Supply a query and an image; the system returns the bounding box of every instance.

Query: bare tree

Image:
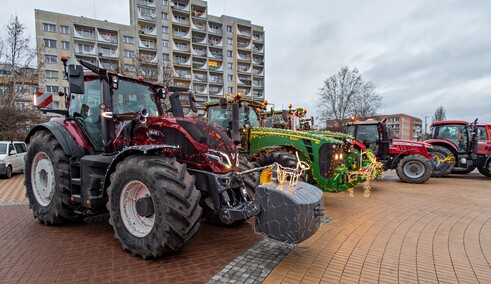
[317,66,381,127]
[432,106,446,123]
[0,16,47,140]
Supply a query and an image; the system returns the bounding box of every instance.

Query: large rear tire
[2,165,12,179]
[201,156,258,226]
[477,159,491,177]
[25,130,78,225]
[255,151,307,182]
[107,155,201,259]
[396,155,432,183]
[431,146,454,177]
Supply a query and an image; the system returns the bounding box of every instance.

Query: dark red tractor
[346,119,447,183]
[25,59,324,259]
[425,120,491,177]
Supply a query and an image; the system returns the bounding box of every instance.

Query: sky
[1,0,490,125]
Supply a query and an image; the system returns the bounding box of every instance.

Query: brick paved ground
[264,171,491,284]
[2,171,491,283]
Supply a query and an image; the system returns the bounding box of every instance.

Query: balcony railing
[193,86,207,93]
[237,53,251,61]
[208,39,222,47]
[253,58,264,65]
[138,0,156,7]
[237,29,251,37]
[208,27,222,35]
[253,35,264,42]
[209,87,223,96]
[237,41,251,49]
[191,9,206,18]
[209,77,223,84]
[193,74,207,81]
[192,49,206,57]
[171,2,190,11]
[192,36,206,44]
[192,61,207,69]
[238,78,252,86]
[173,17,189,26]
[192,22,206,31]
[98,33,118,44]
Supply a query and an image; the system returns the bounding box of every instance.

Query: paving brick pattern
[264,171,491,283]
[2,171,491,283]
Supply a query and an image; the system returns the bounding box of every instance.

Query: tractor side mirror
[188,92,198,113]
[68,64,85,94]
[219,98,227,109]
[168,92,184,118]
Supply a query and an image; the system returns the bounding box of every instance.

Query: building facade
[325,113,423,140]
[35,0,265,113]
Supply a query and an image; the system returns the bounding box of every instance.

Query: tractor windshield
[207,104,260,130]
[432,124,469,152]
[111,79,159,116]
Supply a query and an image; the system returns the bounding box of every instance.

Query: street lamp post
[422,114,431,140]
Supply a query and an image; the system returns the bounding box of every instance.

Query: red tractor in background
[24,58,324,259]
[346,119,446,183]
[425,120,491,177]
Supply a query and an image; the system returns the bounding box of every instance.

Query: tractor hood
[115,117,237,173]
[391,139,433,150]
[250,127,343,145]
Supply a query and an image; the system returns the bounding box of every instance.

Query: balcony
[140,53,158,64]
[209,75,223,84]
[99,60,119,71]
[174,57,191,66]
[191,6,206,18]
[237,41,252,50]
[98,46,118,58]
[253,91,263,99]
[192,60,207,69]
[193,73,207,82]
[174,69,191,80]
[237,52,251,62]
[237,88,251,97]
[192,21,206,31]
[208,50,223,60]
[137,0,156,7]
[139,26,157,36]
[97,30,118,44]
[137,8,157,22]
[173,29,191,40]
[209,86,223,97]
[171,1,189,11]
[253,80,264,88]
[193,84,207,94]
[172,16,189,26]
[139,38,156,50]
[238,77,252,86]
[253,33,264,42]
[192,48,206,57]
[253,68,264,76]
[237,28,251,38]
[253,44,264,54]
[253,57,264,65]
[74,44,96,56]
[208,37,223,47]
[173,42,190,52]
[73,27,95,41]
[208,24,222,35]
[192,35,206,45]
[238,64,251,73]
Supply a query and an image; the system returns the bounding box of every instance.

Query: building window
[227,25,232,32]
[228,87,233,93]
[140,25,155,34]
[162,40,169,48]
[61,41,70,50]
[43,39,56,48]
[141,39,155,48]
[124,64,136,72]
[227,50,233,57]
[124,50,135,58]
[138,7,156,18]
[163,53,170,61]
[162,12,168,20]
[44,54,57,63]
[43,23,56,32]
[46,85,59,93]
[227,38,232,45]
[162,26,169,34]
[77,29,93,38]
[160,0,168,6]
[60,25,69,34]
[228,75,233,81]
[227,62,233,70]
[45,70,58,79]
[123,36,134,44]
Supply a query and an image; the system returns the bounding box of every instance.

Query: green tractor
[203,94,373,192]
[262,105,383,184]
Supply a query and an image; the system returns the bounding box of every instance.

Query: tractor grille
[319,144,335,179]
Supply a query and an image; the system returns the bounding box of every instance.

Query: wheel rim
[120,180,155,238]
[31,152,55,206]
[403,160,425,179]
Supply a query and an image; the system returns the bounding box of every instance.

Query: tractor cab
[430,120,470,153]
[346,120,390,161]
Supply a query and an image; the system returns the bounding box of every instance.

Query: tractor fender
[425,139,458,154]
[102,144,177,190]
[25,122,88,156]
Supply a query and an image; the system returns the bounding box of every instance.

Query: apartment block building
[35,0,265,112]
[370,114,423,140]
[325,113,423,140]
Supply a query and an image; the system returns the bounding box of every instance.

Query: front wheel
[25,130,78,224]
[431,146,454,177]
[477,159,491,177]
[396,155,433,183]
[107,155,202,259]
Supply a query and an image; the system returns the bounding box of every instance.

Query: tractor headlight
[205,149,233,169]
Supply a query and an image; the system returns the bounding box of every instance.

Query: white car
[0,141,27,178]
